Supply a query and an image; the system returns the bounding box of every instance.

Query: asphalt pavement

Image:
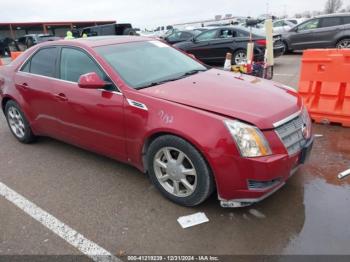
[0,54,350,260]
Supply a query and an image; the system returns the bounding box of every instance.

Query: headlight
[224,120,272,157]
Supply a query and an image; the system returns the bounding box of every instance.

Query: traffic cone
[0,58,3,66]
[223,52,232,71]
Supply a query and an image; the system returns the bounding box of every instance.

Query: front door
[52,47,127,161]
[289,18,321,50]
[190,29,219,62]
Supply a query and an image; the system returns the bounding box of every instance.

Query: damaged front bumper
[219,138,314,208]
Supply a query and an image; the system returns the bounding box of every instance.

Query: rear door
[289,18,321,50]
[312,16,342,48]
[14,47,61,135]
[54,47,127,161]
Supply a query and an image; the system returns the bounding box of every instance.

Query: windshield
[95,41,207,89]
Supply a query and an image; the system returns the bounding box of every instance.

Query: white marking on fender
[0,182,120,262]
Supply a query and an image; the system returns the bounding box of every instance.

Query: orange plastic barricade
[298,49,350,127]
[10,51,23,61]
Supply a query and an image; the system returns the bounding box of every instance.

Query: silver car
[282,13,350,52]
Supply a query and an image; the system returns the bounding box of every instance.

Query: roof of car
[42,36,153,48]
[316,12,350,18]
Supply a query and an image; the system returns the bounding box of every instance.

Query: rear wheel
[147,135,214,206]
[232,50,247,65]
[336,38,350,49]
[5,100,35,143]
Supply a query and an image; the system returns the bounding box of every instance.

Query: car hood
[140,69,302,130]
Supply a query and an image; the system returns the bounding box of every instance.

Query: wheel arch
[335,36,350,47]
[1,95,17,113]
[141,131,217,189]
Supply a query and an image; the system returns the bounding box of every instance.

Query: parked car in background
[81,23,137,37]
[16,34,60,50]
[151,25,174,38]
[174,26,284,65]
[0,36,313,208]
[287,18,307,25]
[272,19,296,34]
[164,30,204,45]
[282,13,350,52]
[0,37,20,56]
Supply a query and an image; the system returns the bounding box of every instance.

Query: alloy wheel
[7,106,26,139]
[234,51,247,65]
[337,39,350,49]
[153,147,197,198]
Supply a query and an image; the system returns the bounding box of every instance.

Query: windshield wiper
[182,69,207,76]
[136,69,207,90]
[136,79,178,90]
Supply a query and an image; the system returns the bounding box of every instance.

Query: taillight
[255,39,267,46]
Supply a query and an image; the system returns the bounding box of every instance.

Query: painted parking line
[274,73,294,77]
[0,181,121,262]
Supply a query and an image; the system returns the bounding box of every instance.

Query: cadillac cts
[0,36,313,207]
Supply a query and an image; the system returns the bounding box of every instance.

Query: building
[0,20,116,39]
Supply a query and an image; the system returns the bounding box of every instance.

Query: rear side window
[342,16,350,25]
[59,48,104,82]
[29,47,57,77]
[320,17,341,28]
[218,29,236,38]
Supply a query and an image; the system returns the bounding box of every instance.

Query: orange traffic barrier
[10,51,23,61]
[298,49,350,127]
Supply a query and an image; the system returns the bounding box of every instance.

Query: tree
[324,0,343,14]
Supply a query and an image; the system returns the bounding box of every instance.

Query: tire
[336,38,350,49]
[232,49,247,65]
[147,135,215,207]
[282,41,293,54]
[5,100,35,143]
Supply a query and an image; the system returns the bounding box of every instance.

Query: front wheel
[147,135,214,206]
[5,100,35,143]
[336,38,350,49]
[282,41,293,54]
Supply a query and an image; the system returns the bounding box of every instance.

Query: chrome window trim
[17,44,123,95]
[273,110,302,128]
[17,71,123,96]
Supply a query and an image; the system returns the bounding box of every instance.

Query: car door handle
[18,82,29,90]
[54,93,68,102]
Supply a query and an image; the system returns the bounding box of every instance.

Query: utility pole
[266,1,270,16]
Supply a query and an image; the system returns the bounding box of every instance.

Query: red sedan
[0,36,313,207]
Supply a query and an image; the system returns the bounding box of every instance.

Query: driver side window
[195,30,218,41]
[167,31,181,41]
[298,19,320,31]
[60,48,105,83]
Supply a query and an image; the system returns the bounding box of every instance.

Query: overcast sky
[1,0,350,28]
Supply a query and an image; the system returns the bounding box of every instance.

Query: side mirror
[78,72,106,89]
[191,37,196,43]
